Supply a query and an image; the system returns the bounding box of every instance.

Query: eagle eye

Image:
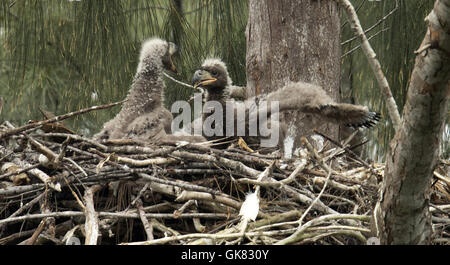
[211,70,218,77]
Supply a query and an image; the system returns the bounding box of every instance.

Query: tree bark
[374,0,450,245]
[246,0,341,155]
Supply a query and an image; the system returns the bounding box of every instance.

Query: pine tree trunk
[373,0,450,244]
[245,0,341,155]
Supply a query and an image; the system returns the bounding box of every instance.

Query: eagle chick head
[192,58,232,92]
[137,37,178,74]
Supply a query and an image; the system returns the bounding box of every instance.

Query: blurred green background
[0,0,447,161]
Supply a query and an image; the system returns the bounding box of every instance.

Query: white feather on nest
[239,192,260,222]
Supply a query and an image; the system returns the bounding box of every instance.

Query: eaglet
[191,58,380,148]
[93,37,177,141]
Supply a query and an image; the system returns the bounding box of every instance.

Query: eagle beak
[169,59,177,74]
[168,42,178,74]
[192,70,217,88]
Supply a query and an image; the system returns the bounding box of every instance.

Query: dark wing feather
[317,103,381,128]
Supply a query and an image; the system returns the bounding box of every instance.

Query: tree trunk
[245,0,341,155]
[373,0,450,244]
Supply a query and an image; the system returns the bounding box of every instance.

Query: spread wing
[257,81,380,129]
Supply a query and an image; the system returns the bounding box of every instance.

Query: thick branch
[83,185,102,245]
[374,0,450,244]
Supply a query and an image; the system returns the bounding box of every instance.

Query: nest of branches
[0,106,449,245]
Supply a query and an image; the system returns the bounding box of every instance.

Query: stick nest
[0,119,448,245]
